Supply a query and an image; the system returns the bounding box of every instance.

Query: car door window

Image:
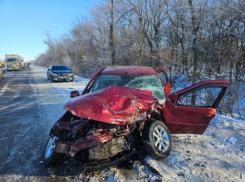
[177,87,223,107]
[157,70,168,86]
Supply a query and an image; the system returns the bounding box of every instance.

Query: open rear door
[163,80,229,134]
[155,67,171,96]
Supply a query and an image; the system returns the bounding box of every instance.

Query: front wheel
[43,136,63,165]
[50,77,54,82]
[142,119,172,159]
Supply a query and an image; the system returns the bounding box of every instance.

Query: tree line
[34,0,245,118]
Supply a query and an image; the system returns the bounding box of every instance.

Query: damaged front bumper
[55,131,114,157]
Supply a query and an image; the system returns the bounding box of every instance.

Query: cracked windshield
[91,75,165,103]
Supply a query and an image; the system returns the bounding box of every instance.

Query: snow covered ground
[30,65,245,181]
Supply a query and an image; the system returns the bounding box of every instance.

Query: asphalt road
[0,66,83,182]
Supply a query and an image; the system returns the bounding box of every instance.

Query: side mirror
[70,91,79,98]
[48,68,50,71]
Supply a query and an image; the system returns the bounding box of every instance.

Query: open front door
[155,67,171,96]
[164,80,229,134]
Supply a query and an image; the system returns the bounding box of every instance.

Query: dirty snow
[12,65,245,181]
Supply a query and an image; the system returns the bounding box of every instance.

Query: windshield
[52,66,69,70]
[90,75,165,103]
[7,59,17,62]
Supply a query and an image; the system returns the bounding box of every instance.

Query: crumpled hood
[63,86,156,125]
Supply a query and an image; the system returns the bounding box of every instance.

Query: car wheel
[50,77,54,82]
[142,119,172,159]
[47,75,50,80]
[43,136,64,165]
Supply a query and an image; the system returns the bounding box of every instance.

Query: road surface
[0,66,87,181]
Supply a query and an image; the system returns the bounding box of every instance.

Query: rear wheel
[142,119,172,159]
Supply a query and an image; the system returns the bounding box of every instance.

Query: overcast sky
[0,0,101,61]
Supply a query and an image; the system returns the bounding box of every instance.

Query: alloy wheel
[153,126,169,152]
[45,136,56,158]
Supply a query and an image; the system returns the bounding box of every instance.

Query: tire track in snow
[0,78,16,97]
[0,73,36,113]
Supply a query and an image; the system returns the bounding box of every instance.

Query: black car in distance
[47,65,74,82]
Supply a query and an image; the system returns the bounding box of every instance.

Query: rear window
[52,66,69,70]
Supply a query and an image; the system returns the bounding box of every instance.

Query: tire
[142,119,172,159]
[47,75,50,80]
[43,136,64,165]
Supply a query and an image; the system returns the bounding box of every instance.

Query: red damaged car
[43,66,229,169]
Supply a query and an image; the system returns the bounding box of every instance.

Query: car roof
[101,66,157,75]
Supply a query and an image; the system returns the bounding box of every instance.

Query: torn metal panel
[84,152,134,173]
[70,132,113,157]
[88,137,128,161]
[63,86,156,125]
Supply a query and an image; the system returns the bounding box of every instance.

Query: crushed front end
[44,86,157,168]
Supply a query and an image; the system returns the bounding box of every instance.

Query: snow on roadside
[30,65,245,182]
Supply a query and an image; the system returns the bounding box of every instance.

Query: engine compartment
[50,111,144,163]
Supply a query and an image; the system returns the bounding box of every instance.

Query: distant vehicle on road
[0,65,3,79]
[5,54,24,71]
[47,65,74,82]
[0,59,7,72]
[0,60,7,79]
[21,59,25,68]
